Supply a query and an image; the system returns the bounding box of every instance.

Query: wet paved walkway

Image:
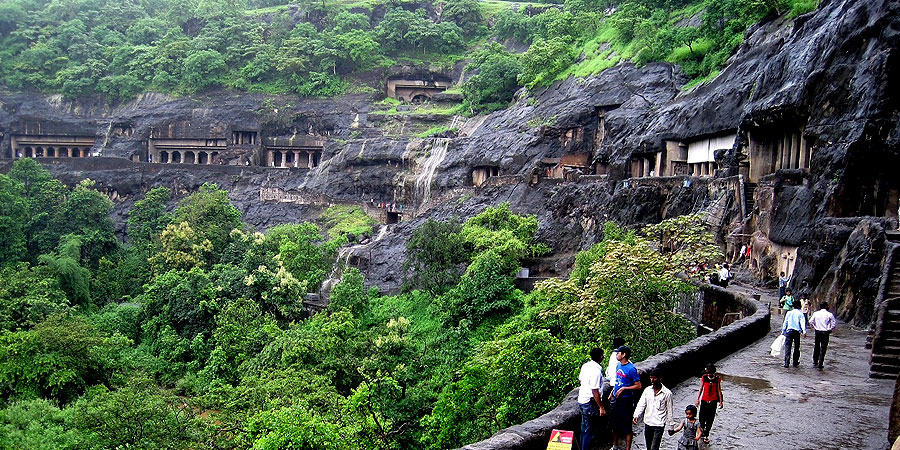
[632,283,894,450]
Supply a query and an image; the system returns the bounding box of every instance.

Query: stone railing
[456,284,769,450]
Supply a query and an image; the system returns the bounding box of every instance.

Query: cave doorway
[386,211,401,224]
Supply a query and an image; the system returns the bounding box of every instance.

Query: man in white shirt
[809,301,837,368]
[632,370,674,450]
[578,347,606,450]
[717,263,731,288]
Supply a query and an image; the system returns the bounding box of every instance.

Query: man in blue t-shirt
[608,345,642,450]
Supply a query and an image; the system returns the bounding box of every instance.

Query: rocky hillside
[1,0,898,325]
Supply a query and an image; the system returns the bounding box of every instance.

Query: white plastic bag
[770,334,785,357]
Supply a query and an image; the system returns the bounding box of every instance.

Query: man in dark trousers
[781,301,807,367]
[809,301,837,368]
[608,346,642,450]
[577,347,606,450]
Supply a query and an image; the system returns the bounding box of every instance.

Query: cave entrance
[472,166,500,187]
[746,128,811,183]
[385,211,401,224]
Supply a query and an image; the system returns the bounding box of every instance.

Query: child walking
[670,404,702,450]
[695,363,723,444]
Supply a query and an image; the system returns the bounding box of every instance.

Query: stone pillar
[308,151,314,169]
[293,151,299,168]
[781,133,791,169]
[800,133,809,169]
[642,158,650,178]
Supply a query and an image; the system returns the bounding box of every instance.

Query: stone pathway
[630,283,894,450]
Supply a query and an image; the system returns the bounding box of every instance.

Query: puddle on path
[720,373,773,391]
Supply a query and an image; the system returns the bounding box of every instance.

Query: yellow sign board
[546,429,574,450]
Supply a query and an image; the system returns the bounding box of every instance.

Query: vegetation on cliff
[0,161,726,448]
[0,0,817,112]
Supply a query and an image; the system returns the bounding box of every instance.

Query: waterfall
[319,245,357,300]
[448,114,462,130]
[98,121,113,156]
[374,224,388,242]
[414,138,450,205]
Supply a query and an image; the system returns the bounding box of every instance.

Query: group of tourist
[779,284,837,369]
[577,340,725,450]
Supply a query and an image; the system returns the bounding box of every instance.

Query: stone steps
[870,264,900,377]
[743,182,757,217]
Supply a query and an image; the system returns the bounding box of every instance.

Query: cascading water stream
[413,138,450,206]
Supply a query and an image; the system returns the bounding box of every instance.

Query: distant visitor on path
[779,288,795,316]
[577,347,606,450]
[782,300,807,367]
[694,363,723,444]
[799,293,811,326]
[809,302,837,369]
[778,271,791,300]
[609,345,641,450]
[670,404,702,450]
[632,370,674,450]
[717,263,731,288]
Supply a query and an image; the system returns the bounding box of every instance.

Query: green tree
[38,235,93,308]
[0,314,130,404]
[403,218,467,295]
[462,43,522,112]
[70,376,199,449]
[172,183,242,258]
[518,37,576,89]
[422,329,580,449]
[0,263,69,332]
[181,49,226,92]
[7,159,66,259]
[149,221,213,272]
[0,399,79,449]
[537,216,717,359]
[0,174,27,264]
[441,0,483,35]
[127,186,173,256]
[328,268,370,318]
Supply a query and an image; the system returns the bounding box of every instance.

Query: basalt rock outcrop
[1,0,898,330]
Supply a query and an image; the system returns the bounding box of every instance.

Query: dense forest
[0,0,818,112]
[0,160,721,449]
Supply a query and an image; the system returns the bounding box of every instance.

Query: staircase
[870,231,900,378]
[743,182,757,218]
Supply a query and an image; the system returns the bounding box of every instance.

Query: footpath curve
[633,284,893,450]
[457,284,770,450]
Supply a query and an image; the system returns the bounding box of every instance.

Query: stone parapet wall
[456,286,769,450]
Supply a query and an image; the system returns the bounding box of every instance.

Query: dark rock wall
[1,0,898,322]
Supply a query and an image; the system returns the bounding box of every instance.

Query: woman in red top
[695,363,724,444]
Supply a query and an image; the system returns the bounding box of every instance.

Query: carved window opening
[472,166,500,187]
[232,131,257,145]
[746,128,811,183]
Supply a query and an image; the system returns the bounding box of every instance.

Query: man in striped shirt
[809,302,837,369]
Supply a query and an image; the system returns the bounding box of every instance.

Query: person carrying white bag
[770,334,785,357]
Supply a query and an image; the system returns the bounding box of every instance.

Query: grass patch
[417,125,458,138]
[786,0,820,17]
[666,37,714,62]
[681,69,720,91]
[320,205,376,240]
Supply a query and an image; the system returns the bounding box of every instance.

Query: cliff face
[1,0,897,324]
